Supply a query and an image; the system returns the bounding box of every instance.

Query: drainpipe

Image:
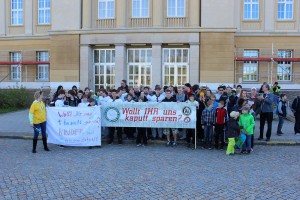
[199,0,202,27]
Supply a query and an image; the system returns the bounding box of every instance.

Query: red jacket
[215,107,228,125]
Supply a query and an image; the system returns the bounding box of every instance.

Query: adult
[291,95,300,135]
[117,80,129,93]
[259,82,267,94]
[52,85,63,102]
[258,84,275,141]
[29,91,50,153]
[184,83,193,97]
[236,85,242,98]
[215,86,228,103]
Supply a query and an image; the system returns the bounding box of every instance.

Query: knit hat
[230,111,240,119]
[241,106,249,111]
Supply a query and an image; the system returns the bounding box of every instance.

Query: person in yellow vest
[29,91,50,153]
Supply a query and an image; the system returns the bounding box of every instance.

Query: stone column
[189,43,200,84]
[151,44,162,88]
[115,44,127,87]
[24,0,33,35]
[80,45,93,89]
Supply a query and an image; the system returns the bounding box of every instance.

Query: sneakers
[172,142,177,147]
[257,137,263,140]
[296,133,300,136]
[137,143,142,147]
[166,141,171,146]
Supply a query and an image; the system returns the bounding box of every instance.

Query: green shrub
[0,87,32,109]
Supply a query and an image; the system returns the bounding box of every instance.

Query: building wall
[200,32,235,85]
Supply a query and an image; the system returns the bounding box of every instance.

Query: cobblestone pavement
[0,109,299,144]
[0,139,300,199]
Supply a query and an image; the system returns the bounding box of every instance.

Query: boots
[42,138,50,151]
[32,139,38,153]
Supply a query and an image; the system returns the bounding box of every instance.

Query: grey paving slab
[0,140,299,199]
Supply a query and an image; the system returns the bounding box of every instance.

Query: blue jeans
[204,125,213,147]
[242,134,252,151]
[277,116,285,134]
[33,121,47,139]
[151,128,162,139]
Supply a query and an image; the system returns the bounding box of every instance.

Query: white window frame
[37,51,49,80]
[11,0,23,25]
[10,52,22,80]
[243,50,259,82]
[98,0,115,19]
[94,49,116,90]
[127,49,152,87]
[243,0,259,20]
[167,0,186,17]
[132,0,149,18]
[38,0,51,25]
[162,48,189,86]
[278,0,293,20]
[277,50,292,81]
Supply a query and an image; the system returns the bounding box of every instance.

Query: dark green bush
[0,87,32,109]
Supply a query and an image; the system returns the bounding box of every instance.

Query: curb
[0,135,299,146]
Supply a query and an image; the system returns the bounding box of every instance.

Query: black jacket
[227,118,243,138]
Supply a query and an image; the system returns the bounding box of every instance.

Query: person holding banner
[162,89,178,147]
[185,93,199,148]
[136,97,148,147]
[29,91,50,153]
[108,89,123,144]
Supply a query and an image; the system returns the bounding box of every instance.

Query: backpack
[292,97,299,113]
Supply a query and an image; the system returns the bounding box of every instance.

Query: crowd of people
[29,80,300,155]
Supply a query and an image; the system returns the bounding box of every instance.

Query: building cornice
[235,32,300,37]
[0,35,50,40]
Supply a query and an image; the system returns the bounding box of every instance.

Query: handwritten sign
[101,102,196,128]
[46,107,101,146]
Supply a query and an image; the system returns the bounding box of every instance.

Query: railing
[0,73,10,83]
[95,19,116,29]
[165,17,188,27]
[129,18,152,28]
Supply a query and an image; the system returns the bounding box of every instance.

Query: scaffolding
[0,50,50,84]
[234,45,300,86]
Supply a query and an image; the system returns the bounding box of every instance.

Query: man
[174,86,187,139]
[258,84,275,141]
[215,86,228,103]
[291,95,300,135]
[117,80,129,93]
[162,89,178,147]
[133,85,141,98]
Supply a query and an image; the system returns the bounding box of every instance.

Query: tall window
[11,0,23,25]
[278,0,293,20]
[163,48,189,86]
[243,50,258,81]
[38,0,51,24]
[37,52,49,80]
[277,50,292,81]
[167,0,185,17]
[98,0,115,19]
[94,49,115,90]
[132,0,149,18]
[127,49,152,87]
[10,52,22,80]
[244,0,259,20]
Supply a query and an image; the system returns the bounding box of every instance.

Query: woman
[29,91,50,153]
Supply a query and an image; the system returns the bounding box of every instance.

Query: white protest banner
[101,102,196,128]
[46,107,101,146]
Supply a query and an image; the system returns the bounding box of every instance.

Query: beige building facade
[0,0,299,90]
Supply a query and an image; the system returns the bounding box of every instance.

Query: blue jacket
[261,92,275,113]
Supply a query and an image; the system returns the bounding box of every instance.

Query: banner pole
[195,127,197,149]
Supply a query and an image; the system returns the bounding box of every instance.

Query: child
[277,93,287,135]
[239,106,255,154]
[29,91,50,153]
[201,100,216,149]
[66,90,78,107]
[185,93,199,148]
[54,89,67,107]
[214,100,228,150]
[210,95,219,110]
[226,111,242,155]
[136,97,147,147]
[78,95,89,107]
